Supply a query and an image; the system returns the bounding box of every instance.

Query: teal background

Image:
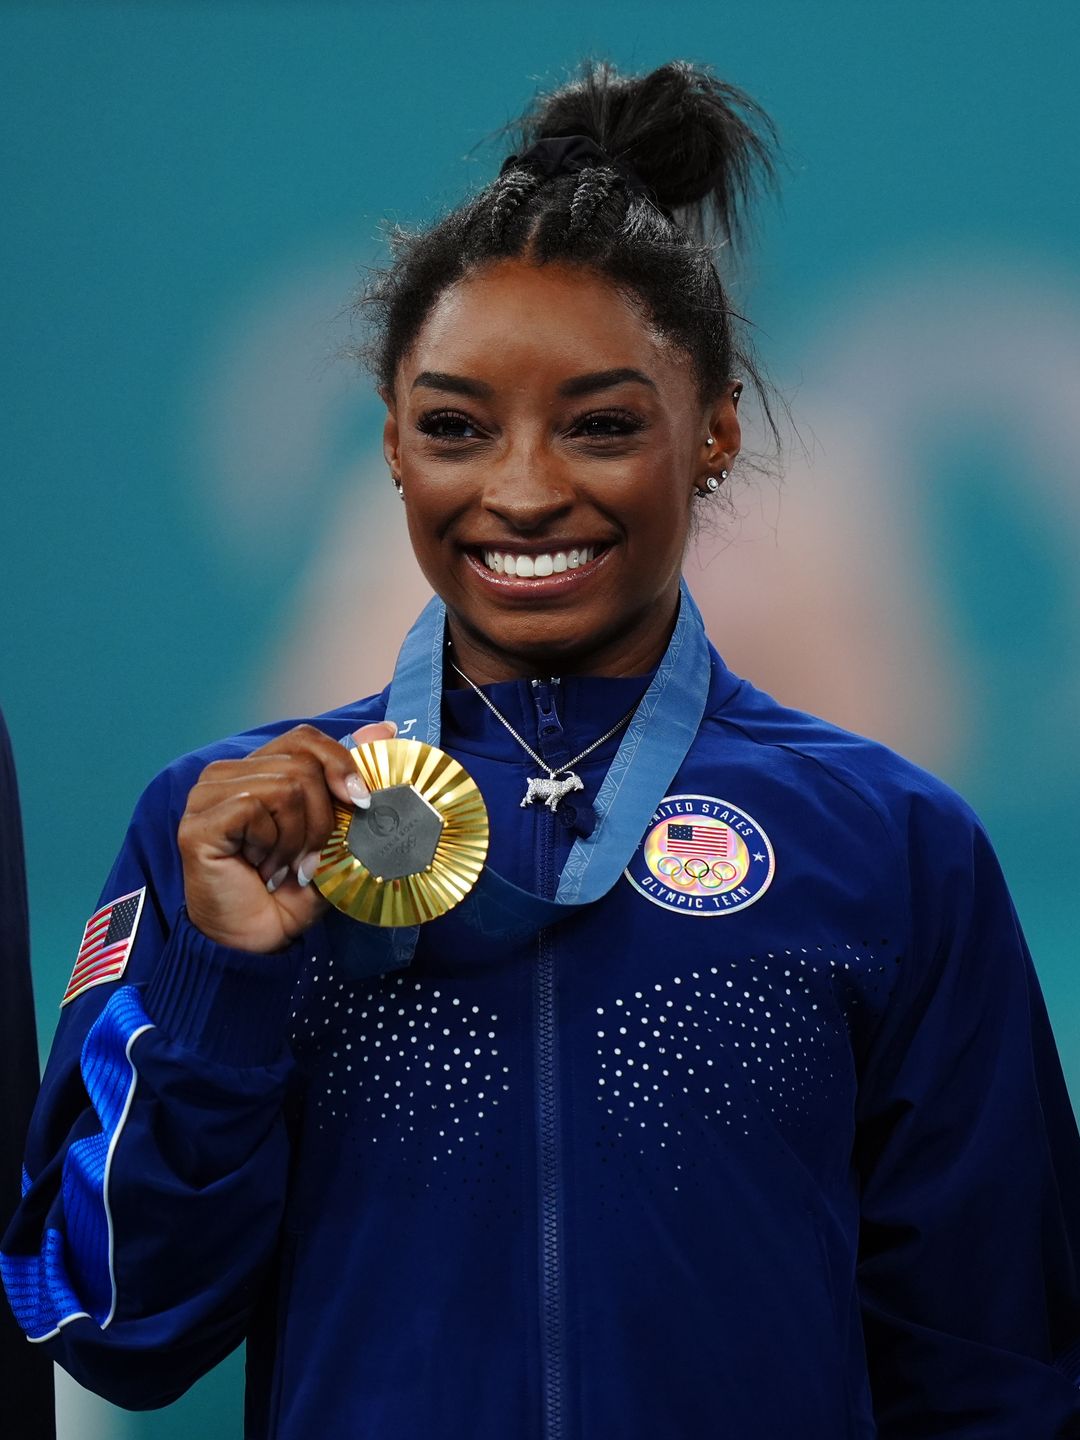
[2,3,1078,1435]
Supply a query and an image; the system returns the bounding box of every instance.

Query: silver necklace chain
[447,658,641,811]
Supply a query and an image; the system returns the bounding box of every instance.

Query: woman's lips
[462,544,612,593]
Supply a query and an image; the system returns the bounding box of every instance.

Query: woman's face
[383,258,739,681]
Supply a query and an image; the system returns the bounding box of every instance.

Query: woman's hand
[177,721,396,953]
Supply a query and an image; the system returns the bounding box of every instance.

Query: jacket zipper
[532,679,565,1440]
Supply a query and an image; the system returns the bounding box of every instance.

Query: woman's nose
[480,453,574,532]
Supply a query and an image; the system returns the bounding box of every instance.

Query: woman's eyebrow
[411,371,494,398]
[558,368,657,397]
[410,367,657,400]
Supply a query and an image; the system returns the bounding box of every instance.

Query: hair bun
[516,60,779,244]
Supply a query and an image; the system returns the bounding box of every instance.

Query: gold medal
[312,738,489,927]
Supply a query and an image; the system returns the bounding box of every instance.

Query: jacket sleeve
[855,790,1080,1436]
[0,762,306,1411]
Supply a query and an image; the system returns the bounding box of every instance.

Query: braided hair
[359,60,782,453]
[566,166,622,238]
[488,167,542,246]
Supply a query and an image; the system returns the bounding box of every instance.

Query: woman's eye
[416,409,484,441]
[571,409,646,438]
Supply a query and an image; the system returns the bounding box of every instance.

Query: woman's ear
[702,380,742,481]
[381,386,401,475]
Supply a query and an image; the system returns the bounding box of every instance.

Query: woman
[4,61,1080,1439]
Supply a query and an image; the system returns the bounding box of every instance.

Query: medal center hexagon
[346,783,445,881]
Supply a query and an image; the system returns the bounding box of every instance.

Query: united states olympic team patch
[61,887,146,1006]
[624,795,775,916]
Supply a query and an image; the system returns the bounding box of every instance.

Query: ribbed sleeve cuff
[143,909,304,1067]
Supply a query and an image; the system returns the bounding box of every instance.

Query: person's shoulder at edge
[702,644,980,854]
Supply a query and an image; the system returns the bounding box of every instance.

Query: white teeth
[481,546,597,575]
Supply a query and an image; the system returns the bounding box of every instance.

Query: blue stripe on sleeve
[0,1229,89,1341]
[0,986,153,1341]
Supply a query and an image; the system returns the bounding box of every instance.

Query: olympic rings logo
[655,854,740,889]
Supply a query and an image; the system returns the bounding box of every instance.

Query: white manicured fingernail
[297,852,322,887]
[265,865,289,893]
[346,775,371,809]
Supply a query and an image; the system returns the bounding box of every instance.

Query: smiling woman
[5,59,1080,1440]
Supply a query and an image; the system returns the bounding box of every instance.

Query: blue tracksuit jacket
[4,643,1080,1437]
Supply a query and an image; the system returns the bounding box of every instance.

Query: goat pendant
[521,772,584,812]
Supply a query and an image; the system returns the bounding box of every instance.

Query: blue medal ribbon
[327,578,711,976]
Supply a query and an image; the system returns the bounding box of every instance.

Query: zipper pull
[530,677,564,746]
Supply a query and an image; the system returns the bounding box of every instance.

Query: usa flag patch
[61,887,146,1006]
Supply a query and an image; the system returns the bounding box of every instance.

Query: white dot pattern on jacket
[290,956,509,1136]
[591,938,899,1208]
[287,935,899,1214]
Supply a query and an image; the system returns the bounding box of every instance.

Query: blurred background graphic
[2,2,1078,1435]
